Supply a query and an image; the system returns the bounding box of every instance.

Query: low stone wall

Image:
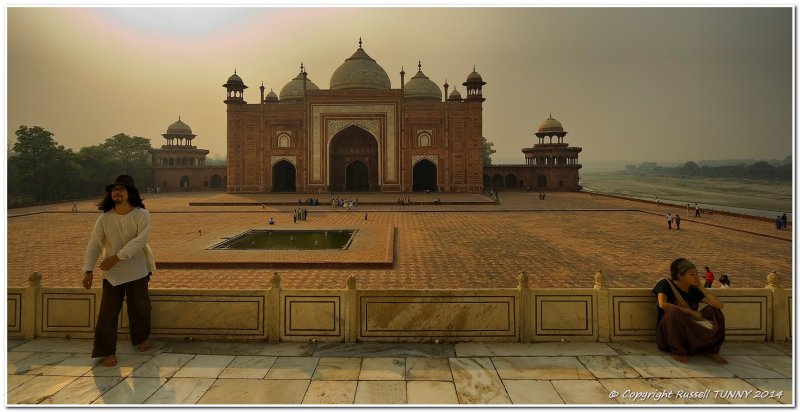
[8,271,792,343]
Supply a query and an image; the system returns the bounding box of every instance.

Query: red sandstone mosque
[153,40,582,193]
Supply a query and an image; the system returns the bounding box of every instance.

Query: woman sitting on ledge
[652,258,727,364]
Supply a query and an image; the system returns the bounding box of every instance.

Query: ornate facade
[151,118,227,191]
[223,41,486,193]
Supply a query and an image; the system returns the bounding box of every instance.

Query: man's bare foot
[706,353,728,364]
[101,355,117,367]
[671,353,688,364]
[137,340,152,352]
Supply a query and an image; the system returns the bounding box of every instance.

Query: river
[579,170,793,220]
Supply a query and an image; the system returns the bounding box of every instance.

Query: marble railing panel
[8,291,22,336]
[40,290,97,337]
[121,290,266,339]
[609,290,657,340]
[714,289,771,339]
[359,291,517,340]
[282,291,343,341]
[533,290,596,340]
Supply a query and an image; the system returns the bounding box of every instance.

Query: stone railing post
[23,272,42,339]
[344,275,358,343]
[766,271,788,341]
[267,273,281,342]
[594,270,610,342]
[517,272,532,343]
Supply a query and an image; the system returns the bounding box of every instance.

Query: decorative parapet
[7,271,790,344]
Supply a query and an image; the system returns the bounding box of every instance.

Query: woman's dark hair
[669,257,696,281]
[96,186,146,212]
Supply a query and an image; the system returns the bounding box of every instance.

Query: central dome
[166,118,193,135]
[330,43,391,90]
[538,114,563,133]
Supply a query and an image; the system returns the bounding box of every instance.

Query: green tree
[482,136,496,166]
[100,133,153,189]
[10,126,63,201]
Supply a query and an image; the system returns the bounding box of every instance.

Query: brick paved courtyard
[7,191,792,290]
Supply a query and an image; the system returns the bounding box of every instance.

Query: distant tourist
[656,197,661,207]
[652,258,727,364]
[719,274,731,288]
[686,203,691,213]
[268,217,275,225]
[674,214,681,230]
[666,213,673,229]
[780,213,788,229]
[775,216,782,230]
[694,203,701,217]
[704,266,714,288]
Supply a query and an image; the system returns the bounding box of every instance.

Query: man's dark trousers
[92,274,151,358]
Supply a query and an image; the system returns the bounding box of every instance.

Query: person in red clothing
[704,266,714,288]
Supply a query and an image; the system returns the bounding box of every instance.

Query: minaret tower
[463,66,486,102]
[223,69,247,104]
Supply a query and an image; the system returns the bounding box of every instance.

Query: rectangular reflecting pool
[210,229,357,250]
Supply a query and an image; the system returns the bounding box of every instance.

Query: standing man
[694,203,701,217]
[666,213,673,229]
[82,175,152,367]
[674,213,682,230]
[704,266,715,288]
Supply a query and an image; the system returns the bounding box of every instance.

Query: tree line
[8,125,155,206]
[624,159,792,181]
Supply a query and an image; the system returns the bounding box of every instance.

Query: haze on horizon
[5,7,793,167]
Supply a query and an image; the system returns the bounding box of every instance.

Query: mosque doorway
[505,174,518,189]
[330,126,379,191]
[412,160,437,192]
[210,174,223,188]
[345,161,369,191]
[491,174,504,190]
[272,160,296,192]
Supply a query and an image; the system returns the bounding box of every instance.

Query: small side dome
[330,40,391,90]
[538,114,564,133]
[466,68,483,83]
[279,72,320,102]
[404,64,441,101]
[166,118,193,135]
[226,71,244,85]
[448,86,462,101]
[265,89,279,103]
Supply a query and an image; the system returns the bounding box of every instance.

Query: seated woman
[652,258,727,364]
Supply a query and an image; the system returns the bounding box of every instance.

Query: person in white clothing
[82,175,153,367]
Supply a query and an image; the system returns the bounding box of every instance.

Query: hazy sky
[5,6,793,165]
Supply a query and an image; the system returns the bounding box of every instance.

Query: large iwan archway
[330,126,379,191]
[412,159,437,192]
[272,160,296,192]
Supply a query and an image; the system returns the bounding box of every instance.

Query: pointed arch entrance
[330,125,379,191]
[412,159,437,192]
[272,160,296,192]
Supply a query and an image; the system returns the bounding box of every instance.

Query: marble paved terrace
[7,338,793,405]
[7,191,792,290]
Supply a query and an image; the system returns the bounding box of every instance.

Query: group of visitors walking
[665,213,682,230]
[293,208,308,223]
[331,196,357,210]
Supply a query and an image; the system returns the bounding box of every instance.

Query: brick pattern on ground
[7,192,791,290]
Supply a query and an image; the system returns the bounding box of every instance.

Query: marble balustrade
[8,272,792,343]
